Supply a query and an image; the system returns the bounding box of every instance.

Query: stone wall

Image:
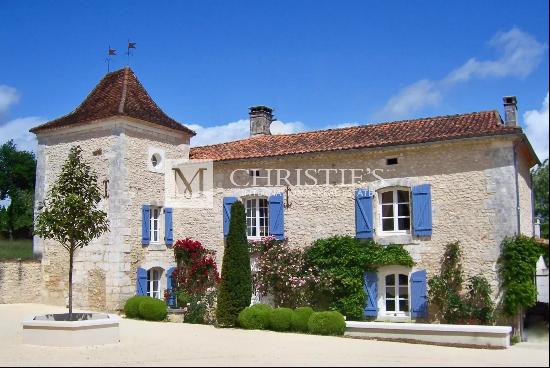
[517,143,534,236]
[177,136,524,297]
[0,259,42,304]
[32,114,536,313]
[33,117,191,311]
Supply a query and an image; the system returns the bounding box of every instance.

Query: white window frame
[149,206,163,244]
[378,188,411,235]
[383,273,409,315]
[377,266,411,318]
[147,267,164,300]
[244,197,269,240]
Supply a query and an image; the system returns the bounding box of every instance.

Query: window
[245,197,269,238]
[147,267,163,299]
[151,153,161,167]
[385,273,409,314]
[386,157,398,166]
[380,188,410,233]
[150,207,162,243]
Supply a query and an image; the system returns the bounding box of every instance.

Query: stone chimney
[249,106,273,136]
[503,96,518,127]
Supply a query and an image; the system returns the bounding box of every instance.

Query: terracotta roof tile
[189,111,521,161]
[30,67,195,135]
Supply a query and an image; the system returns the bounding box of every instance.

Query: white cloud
[0,85,20,115]
[378,27,547,120]
[188,119,306,147]
[523,92,549,160]
[378,80,442,120]
[0,116,43,153]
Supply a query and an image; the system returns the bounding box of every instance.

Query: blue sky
[0,1,548,158]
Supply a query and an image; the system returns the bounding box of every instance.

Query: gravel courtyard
[1,304,548,367]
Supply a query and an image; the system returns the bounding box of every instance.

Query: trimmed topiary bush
[291,307,314,333]
[308,311,346,336]
[216,201,252,327]
[123,295,151,319]
[138,298,168,321]
[269,307,293,332]
[238,304,273,330]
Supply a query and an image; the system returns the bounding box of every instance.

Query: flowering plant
[251,237,324,308]
[172,238,220,295]
[168,238,220,324]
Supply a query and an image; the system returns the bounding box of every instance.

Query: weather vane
[105,46,116,72]
[126,40,136,66]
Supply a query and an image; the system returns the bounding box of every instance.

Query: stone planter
[22,313,120,346]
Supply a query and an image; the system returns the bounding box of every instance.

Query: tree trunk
[69,245,74,321]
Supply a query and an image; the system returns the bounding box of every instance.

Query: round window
[151,153,161,167]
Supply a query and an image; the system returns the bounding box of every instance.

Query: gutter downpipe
[513,141,521,236]
[512,140,525,342]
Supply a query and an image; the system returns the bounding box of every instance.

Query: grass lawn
[541,223,549,239]
[0,239,34,260]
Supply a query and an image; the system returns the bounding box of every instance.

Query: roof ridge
[118,67,129,114]
[191,110,500,150]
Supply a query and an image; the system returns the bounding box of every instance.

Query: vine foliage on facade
[498,235,547,317]
[428,241,495,325]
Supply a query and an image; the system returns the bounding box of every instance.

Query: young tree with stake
[35,146,109,320]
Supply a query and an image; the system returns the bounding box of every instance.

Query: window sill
[376,234,413,245]
[148,243,167,251]
[375,314,412,323]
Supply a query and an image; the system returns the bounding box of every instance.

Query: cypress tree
[216,200,252,327]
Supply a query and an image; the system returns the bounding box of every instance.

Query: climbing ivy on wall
[499,235,545,317]
[304,236,413,320]
[428,241,495,325]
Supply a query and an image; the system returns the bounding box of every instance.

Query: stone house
[28,67,539,321]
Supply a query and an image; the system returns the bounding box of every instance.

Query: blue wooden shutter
[410,270,428,318]
[223,197,238,237]
[412,184,433,236]
[269,193,285,240]
[364,271,378,317]
[166,267,176,307]
[136,267,147,296]
[164,208,173,246]
[141,205,151,245]
[355,189,374,239]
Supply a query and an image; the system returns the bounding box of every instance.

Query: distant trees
[532,159,549,223]
[0,140,36,239]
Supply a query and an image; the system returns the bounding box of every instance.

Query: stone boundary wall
[0,259,42,304]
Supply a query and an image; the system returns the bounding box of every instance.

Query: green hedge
[291,307,314,333]
[138,298,168,321]
[269,307,293,332]
[237,306,347,336]
[123,296,152,319]
[308,311,346,336]
[238,304,272,330]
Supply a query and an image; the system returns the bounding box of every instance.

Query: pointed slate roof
[30,67,195,135]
